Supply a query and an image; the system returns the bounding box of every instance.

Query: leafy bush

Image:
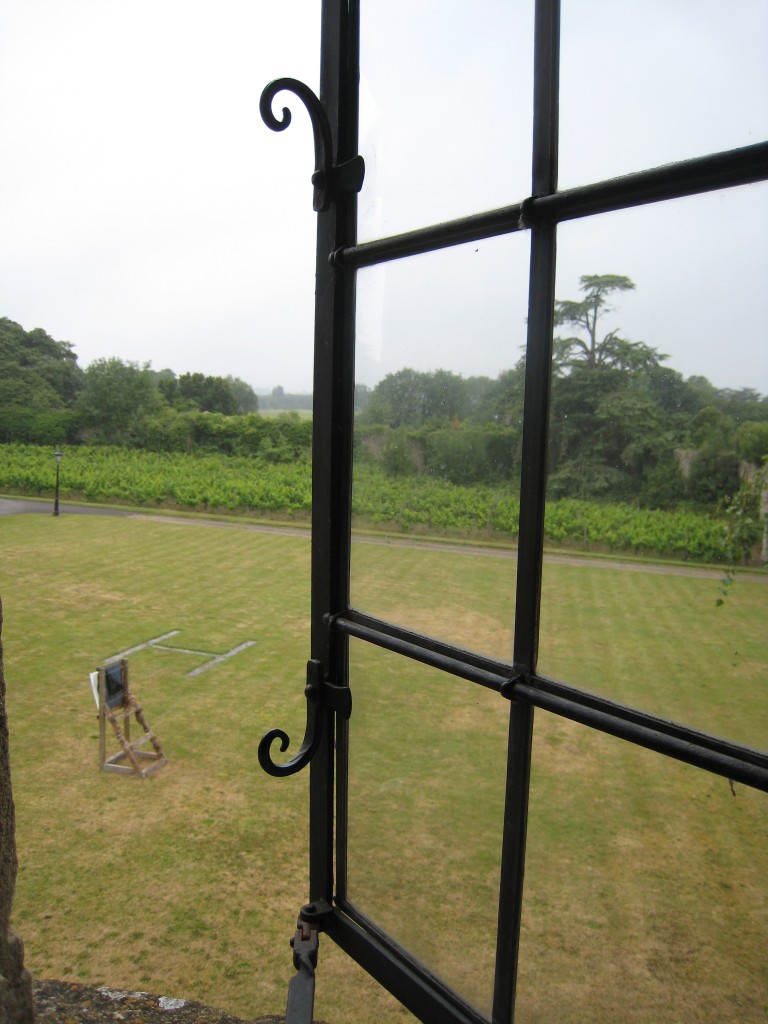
[0,444,741,563]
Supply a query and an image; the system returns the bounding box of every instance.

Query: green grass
[1,513,766,1022]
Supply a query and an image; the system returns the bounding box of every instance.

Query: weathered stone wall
[0,596,35,1024]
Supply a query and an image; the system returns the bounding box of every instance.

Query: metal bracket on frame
[285,900,333,1024]
[260,77,365,212]
[258,659,351,777]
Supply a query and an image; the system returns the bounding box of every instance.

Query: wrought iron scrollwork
[260,77,364,212]
[258,660,352,778]
[258,660,324,777]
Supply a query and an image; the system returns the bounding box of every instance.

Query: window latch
[261,77,365,212]
[258,660,351,777]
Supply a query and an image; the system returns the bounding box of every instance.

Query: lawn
[1,513,766,1022]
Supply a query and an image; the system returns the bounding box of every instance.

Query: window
[259,3,768,1021]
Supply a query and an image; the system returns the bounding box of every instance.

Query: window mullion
[309,0,360,907]
[493,1,561,1020]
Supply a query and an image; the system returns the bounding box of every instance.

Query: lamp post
[53,449,62,517]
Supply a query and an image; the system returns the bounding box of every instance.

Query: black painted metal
[260,77,364,213]
[326,903,489,1024]
[307,0,360,913]
[493,3,560,1015]
[333,140,768,270]
[535,140,768,225]
[516,680,768,792]
[332,201,526,269]
[337,615,511,693]
[257,0,362,994]
[532,672,768,775]
[258,660,325,777]
[258,660,351,778]
[335,612,768,792]
[259,0,768,1020]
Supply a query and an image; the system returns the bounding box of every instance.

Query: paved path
[0,498,129,517]
[2,497,765,583]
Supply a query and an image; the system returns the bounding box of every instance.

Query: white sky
[1,1,766,395]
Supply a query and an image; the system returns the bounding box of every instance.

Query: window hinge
[285,900,333,1024]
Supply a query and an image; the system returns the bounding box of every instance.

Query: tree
[226,376,259,414]
[78,358,163,444]
[736,421,768,465]
[421,369,468,423]
[0,317,83,409]
[176,373,238,415]
[546,276,684,500]
[687,445,740,508]
[382,428,415,476]
[359,368,426,427]
[360,368,472,428]
[482,362,526,428]
[690,406,734,449]
[354,383,371,413]
[553,274,667,371]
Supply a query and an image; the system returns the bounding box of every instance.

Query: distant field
[1,513,766,1022]
[258,407,312,420]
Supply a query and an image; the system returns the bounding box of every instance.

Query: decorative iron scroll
[260,77,365,212]
[258,660,352,778]
[258,660,323,777]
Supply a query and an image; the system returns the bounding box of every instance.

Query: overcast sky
[1,1,766,395]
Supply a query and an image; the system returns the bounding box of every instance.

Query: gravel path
[2,497,764,583]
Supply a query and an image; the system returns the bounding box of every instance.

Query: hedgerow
[1,444,732,562]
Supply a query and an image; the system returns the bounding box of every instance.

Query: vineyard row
[0,444,731,563]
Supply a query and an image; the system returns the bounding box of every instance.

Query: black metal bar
[333,201,526,269]
[341,608,514,680]
[534,140,768,225]
[53,450,62,516]
[308,0,360,908]
[331,0,360,909]
[333,140,768,271]
[336,614,511,693]
[533,673,768,772]
[326,903,489,1024]
[493,2,560,1018]
[514,681,768,793]
[335,612,768,789]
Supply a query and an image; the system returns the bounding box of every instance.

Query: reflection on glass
[352,234,529,654]
[518,717,768,1020]
[559,0,768,189]
[345,639,509,1016]
[358,1,534,241]
[537,186,768,749]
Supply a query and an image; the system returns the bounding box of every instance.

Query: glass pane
[559,0,768,189]
[538,185,768,750]
[358,1,534,241]
[352,233,529,655]
[345,639,509,1017]
[517,717,768,1022]
[0,3,320,386]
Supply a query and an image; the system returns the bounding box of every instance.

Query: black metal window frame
[258,2,768,1021]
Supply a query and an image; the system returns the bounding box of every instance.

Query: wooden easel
[98,659,167,778]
